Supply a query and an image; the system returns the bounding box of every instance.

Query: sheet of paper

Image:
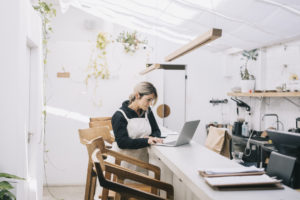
[159,125,179,137]
[204,174,278,186]
[203,166,264,175]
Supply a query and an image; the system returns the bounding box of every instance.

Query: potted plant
[116,31,147,54]
[240,49,259,93]
[0,172,25,200]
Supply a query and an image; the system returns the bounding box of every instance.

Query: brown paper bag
[205,126,231,158]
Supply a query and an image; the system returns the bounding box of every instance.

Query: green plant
[240,49,259,80]
[33,2,60,199]
[116,31,147,54]
[0,173,25,200]
[33,0,56,136]
[86,32,111,85]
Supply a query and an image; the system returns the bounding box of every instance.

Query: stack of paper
[199,166,264,177]
[159,125,179,137]
[205,174,279,186]
[199,167,283,190]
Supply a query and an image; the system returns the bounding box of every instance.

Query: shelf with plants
[227,91,300,97]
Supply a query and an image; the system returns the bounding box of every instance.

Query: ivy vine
[85,32,111,85]
[33,1,59,199]
[33,0,56,136]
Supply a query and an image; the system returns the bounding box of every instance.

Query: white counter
[149,141,300,200]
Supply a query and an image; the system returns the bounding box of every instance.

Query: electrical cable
[243,129,254,157]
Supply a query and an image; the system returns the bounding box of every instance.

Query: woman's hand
[147,136,163,145]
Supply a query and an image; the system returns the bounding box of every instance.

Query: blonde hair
[129,82,158,105]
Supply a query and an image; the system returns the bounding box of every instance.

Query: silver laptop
[157,120,200,147]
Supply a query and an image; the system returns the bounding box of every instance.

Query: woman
[112,81,163,173]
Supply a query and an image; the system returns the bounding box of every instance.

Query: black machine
[266,129,300,188]
[231,98,251,115]
[288,117,300,133]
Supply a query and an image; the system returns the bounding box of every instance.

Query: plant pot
[241,80,255,93]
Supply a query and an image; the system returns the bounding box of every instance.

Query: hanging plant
[33,2,59,199]
[85,32,111,85]
[33,0,56,136]
[116,31,147,54]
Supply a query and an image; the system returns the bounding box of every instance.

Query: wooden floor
[43,185,86,200]
[43,183,152,200]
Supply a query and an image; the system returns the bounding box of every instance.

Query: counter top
[150,141,300,200]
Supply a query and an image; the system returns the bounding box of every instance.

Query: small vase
[241,80,255,93]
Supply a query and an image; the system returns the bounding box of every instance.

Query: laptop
[157,120,200,147]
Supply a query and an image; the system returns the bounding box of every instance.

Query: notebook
[156,120,200,147]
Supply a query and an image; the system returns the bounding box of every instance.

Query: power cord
[243,129,254,157]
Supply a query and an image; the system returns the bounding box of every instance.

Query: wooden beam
[139,64,161,75]
[165,28,222,62]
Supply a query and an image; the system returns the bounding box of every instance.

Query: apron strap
[118,109,129,121]
[118,109,148,121]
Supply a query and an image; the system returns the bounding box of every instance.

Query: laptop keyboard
[164,140,177,145]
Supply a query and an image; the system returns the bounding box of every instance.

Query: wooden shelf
[227,92,300,97]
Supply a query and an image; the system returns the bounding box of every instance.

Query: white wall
[45,5,300,186]
[45,6,178,185]
[0,0,43,199]
[173,42,300,145]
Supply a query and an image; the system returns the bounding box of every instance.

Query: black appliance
[232,121,243,136]
[231,98,251,115]
[288,117,300,133]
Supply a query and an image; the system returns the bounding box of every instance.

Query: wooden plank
[165,28,222,62]
[57,72,70,78]
[139,64,161,75]
[227,92,300,97]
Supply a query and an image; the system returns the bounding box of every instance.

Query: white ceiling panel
[262,0,300,7]
[258,9,300,36]
[230,25,281,44]
[215,0,255,18]
[59,0,300,51]
[236,1,276,23]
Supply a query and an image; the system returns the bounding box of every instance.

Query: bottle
[242,122,249,137]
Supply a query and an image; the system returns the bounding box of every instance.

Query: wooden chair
[79,127,164,200]
[78,127,115,200]
[90,116,112,122]
[89,120,113,131]
[87,137,174,200]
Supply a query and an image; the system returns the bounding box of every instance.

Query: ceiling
[58,0,300,52]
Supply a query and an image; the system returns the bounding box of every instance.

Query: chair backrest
[87,137,168,200]
[89,120,113,131]
[90,117,112,122]
[78,127,115,145]
[266,151,296,186]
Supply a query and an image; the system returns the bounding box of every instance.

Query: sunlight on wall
[45,105,89,123]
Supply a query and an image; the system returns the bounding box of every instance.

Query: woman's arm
[112,111,149,149]
[148,108,161,137]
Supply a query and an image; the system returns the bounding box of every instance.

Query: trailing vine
[116,31,147,54]
[85,32,111,85]
[33,1,58,199]
[33,0,56,138]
